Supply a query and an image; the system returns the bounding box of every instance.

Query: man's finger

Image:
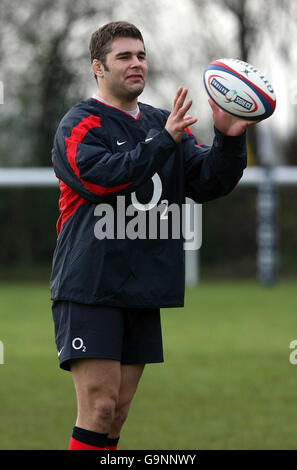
[175,88,188,110]
[173,87,183,108]
[208,98,223,114]
[184,116,198,126]
[177,98,193,118]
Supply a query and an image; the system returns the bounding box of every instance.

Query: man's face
[99,37,148,103]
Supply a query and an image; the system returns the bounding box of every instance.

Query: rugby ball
[203,58,276,120]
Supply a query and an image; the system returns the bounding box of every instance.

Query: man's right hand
[165,87,198,144]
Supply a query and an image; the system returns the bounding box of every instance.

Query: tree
[0,0,114,166]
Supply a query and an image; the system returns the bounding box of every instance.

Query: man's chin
[124,86,145,101]
[128,83,145,96]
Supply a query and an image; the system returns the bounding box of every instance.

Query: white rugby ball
[203,58,276,120]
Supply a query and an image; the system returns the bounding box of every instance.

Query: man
[50,21,254,450]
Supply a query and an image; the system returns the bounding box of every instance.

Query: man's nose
[130,56,142,67]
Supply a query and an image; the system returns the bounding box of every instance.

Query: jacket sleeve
[183,127,247,203]
[52,113,177,203]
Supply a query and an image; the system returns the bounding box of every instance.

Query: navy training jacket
[50,97,247,308]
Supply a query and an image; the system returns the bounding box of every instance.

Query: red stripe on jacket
[65,115,132,195]
[56,181,86,235]
[184,127,201,145]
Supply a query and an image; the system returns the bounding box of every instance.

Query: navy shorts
[51,301,164,371]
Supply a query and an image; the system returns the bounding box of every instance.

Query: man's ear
[92,59,104,79]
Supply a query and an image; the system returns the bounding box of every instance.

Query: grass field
[0,280,297,450]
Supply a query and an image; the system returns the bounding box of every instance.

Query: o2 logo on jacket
[94,172,202,250]
[131,173,169,220]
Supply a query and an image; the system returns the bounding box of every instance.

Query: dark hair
[89,21,145,70]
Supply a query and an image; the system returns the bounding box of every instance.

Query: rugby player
[50,21,255,450]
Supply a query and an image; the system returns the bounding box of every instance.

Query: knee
[82,383,119,422]
[93,398,116,423]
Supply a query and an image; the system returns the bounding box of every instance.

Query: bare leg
[70,358,121,433]
[108,364,145,438]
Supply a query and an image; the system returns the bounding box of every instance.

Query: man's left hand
[208,98,260,136]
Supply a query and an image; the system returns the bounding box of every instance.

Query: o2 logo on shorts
[72,337,87,352]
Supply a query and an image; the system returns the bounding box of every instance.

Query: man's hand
[165,87,198,143]
[208,98,260,136]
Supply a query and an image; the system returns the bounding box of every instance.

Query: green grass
[0,281,297,449]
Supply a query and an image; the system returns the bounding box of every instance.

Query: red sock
[69,426,108,450]
[69,437,106,450]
